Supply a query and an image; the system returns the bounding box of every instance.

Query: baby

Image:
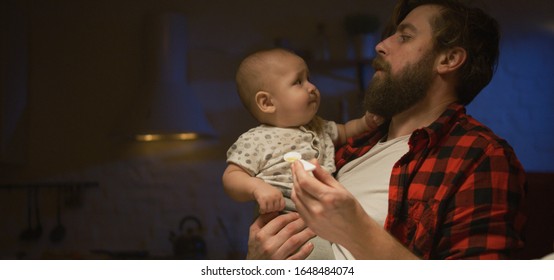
[222,48,381,259]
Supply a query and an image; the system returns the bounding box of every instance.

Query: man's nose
[375,40,387,56]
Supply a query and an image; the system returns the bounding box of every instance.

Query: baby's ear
[255,91,275,113]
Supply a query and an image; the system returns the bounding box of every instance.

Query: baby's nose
[309,85,318,94]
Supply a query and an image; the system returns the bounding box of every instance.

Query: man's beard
[363,51,435,119]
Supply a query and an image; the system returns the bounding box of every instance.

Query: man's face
[364,5,440,119]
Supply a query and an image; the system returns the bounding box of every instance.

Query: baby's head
[235,48,320,128]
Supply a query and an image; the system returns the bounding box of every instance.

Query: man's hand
[246,212,316,260]
[291,160,363,245]
[291,159,419,259]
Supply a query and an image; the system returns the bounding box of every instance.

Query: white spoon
[283,151,316,172]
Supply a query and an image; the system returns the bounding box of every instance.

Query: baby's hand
[253,185,285,214]
[364,112,384,130]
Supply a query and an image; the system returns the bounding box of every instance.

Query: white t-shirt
[332,134,410,260]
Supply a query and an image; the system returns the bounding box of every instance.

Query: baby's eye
[294,79,302,85]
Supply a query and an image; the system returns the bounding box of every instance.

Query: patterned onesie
[226,121,338,259]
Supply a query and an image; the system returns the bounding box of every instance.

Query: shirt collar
[346,102,466,152]
[409,102,466,152]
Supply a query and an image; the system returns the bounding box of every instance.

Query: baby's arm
[335,112,383,145]
[222,163,285,214]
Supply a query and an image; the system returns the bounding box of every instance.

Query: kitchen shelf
[0,181,99,189]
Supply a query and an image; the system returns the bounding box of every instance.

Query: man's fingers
[311,160,341,189]
[275,220,316,259]
[259,212,314,260]
[292,160,340,198]
[291,161,318,202]
[287,241,314,260]
[251,212,279,231]
[257,212,300,236]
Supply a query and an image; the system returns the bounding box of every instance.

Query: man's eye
[398,34,411,42]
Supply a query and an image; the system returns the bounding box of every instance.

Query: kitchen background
[1,0,553,259]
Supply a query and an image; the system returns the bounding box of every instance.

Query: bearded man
[245,0,526,260]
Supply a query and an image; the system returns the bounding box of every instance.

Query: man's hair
[383,0,500,105]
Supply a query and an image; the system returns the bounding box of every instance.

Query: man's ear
[255,91,275,113]
[437,47,467,74]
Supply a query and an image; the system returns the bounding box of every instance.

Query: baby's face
[265,53,320,127]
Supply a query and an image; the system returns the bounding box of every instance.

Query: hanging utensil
[19,188,42,241]
[19,188,34,241]
[33,188,42,239]
[49,187,66,243]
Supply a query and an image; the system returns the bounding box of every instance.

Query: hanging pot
[169,215,207,259]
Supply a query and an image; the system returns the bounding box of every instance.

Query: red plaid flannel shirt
[335,103,527,259]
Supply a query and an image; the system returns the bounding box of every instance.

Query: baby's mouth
[308,94,319,104]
